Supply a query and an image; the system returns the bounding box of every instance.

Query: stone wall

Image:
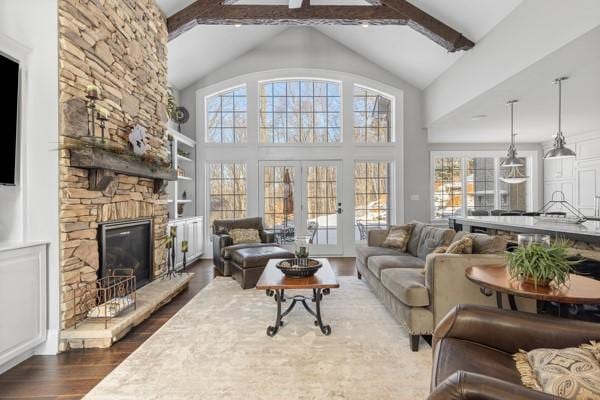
[58,0,170,330]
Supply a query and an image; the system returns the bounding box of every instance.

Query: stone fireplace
[58,0,171,332]
[99,219,153,289]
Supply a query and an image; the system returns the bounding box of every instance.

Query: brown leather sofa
[429,305,600,399]
[212,217,276,276]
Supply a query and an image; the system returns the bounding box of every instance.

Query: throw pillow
[382,224,415,251]
[514,343,600,399]
[445,235,473,254]
[229,229,262,245]
[416,226,455,260]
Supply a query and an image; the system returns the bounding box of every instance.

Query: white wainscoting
[544,132,600,216]
[0,242,48,373]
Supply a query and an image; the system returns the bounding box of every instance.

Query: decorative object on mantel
[74,268,137,329]
[506,240,580,288]
[64,137,176,194]
[545,77,576,159]
[537,191,587,224]
[86,84,100,137]
[129,124,148,156]
[96,106,109,142]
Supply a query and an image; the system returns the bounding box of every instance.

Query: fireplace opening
[99,219,153,289]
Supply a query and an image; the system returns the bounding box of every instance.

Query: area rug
[84,276,432,400]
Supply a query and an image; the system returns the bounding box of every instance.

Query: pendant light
[501,100,524,168]
[544,77,576,159]
[500,100,528,184]
[500,166,528,184]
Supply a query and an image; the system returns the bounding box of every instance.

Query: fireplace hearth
[99,219,153,289]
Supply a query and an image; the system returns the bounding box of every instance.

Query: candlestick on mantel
[86,84,100,99]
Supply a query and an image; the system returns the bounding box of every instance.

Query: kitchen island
[449,216,600,260]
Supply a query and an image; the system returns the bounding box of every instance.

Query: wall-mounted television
[0,53,20,186]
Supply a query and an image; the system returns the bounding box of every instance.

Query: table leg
[266,289,283,337]
[314,288,332,336]
[508,294,518,311]
[496,292,503,309]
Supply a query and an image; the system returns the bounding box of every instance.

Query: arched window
[353,85,393,143]
[259,79,341,144]
[206,85,247,143]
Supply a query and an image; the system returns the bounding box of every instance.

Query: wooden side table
[465,265,600,312]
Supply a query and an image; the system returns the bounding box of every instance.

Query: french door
[259,160,343,255]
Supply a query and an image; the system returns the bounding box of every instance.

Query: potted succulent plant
[506,241,580,288]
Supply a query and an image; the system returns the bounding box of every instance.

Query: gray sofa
[355,221,523,351]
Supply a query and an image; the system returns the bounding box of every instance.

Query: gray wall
[178,27,430,222]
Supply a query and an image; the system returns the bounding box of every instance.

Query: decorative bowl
[276,258,322,278]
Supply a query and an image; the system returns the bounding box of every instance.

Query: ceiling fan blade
[289,0,303,8]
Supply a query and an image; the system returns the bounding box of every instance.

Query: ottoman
[230,246,295,289]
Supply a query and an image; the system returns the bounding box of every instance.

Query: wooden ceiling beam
[167,1,475,52]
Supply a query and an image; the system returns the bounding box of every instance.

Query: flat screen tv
[0,53,20,185]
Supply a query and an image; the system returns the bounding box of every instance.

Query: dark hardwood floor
[0,257,357,399]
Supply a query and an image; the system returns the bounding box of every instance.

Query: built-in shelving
[167,127,196,221]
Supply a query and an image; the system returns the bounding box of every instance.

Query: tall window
[263,165,295,242]
[353,86,392,143]
[206,86,247,143]
[432,155,530,220]
[466,157,496,214]
[354,161,391,241]
[433,158,463,219]
[259,79,341,144]
[208,163,247,224]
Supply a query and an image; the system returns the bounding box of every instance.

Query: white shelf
[177,154,193,163]
[168,127,196,147]
[178,175,192,181]
[177,199,192,204]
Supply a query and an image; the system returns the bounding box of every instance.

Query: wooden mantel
[167,0,475,52]
[70,147,177,194]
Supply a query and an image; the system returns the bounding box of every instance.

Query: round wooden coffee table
[465,265,600,311]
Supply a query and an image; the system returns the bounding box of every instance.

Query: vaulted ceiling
[158,0,522,90]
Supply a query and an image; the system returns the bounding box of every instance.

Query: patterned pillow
[229,229,262,245]
[445,235,473,254]
[382,224,415,251]
[514,343,600,399]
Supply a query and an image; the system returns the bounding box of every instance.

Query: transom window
[353,86,392,143]
[259,79,341,144]
[208,163,247,224]
[206,86,247,143]
[354,161,392,241]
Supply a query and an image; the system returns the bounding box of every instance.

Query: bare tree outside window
[353,86,392,143]
[208,163,247,224]
[207,86,247,143]
[354,161,391,241]
[259,80,341,144]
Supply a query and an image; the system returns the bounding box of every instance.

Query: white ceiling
[427,26,600,144]
[158,0,522,90]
